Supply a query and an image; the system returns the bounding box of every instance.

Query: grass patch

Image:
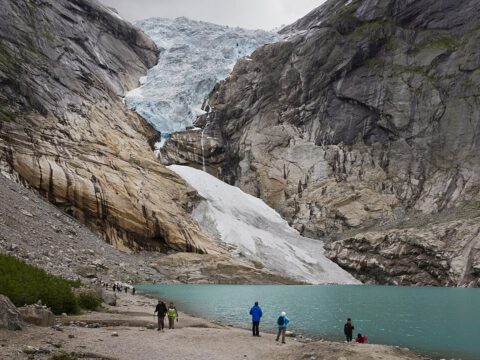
[0,253,81,314]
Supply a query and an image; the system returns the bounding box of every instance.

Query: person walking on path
[249,301,263,336]
[154,300,168,331]
[167,302,178,329]
[276,311,290,344]
[344,318,354,342]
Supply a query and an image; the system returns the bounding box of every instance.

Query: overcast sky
[99,0,326,30]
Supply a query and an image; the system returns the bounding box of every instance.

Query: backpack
[277,316,285,326]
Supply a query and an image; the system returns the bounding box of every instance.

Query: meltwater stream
[136,284,480,360]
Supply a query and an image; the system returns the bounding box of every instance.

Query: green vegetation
[76,291,102,311]
[0,104,16,122]
[350,19,393,41]
[0,254,87,315]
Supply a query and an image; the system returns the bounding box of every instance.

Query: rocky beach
[0,291,426,360]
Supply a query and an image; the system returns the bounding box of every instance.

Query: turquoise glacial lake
[136,284,480,360]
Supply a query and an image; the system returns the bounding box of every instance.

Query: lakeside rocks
[162,0,480,286]
[0,295,22,330]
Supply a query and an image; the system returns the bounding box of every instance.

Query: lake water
[136,284,480,360]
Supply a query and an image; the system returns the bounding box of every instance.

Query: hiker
[112,283,116,292]
[276,311,290,344]
[344,318,354,342]
[355,333,367,343]
[132,287,136,295]
[124,286,128,294]
[154,300,168,331]
[249,301,263,336]
[167,302,178,329]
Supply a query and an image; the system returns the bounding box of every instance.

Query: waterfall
[201,128,206,172]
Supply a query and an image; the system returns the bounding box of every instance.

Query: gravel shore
[0,291,426,360]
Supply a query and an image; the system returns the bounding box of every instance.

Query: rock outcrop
[0,0,213,252]
[152,253,304,284]
[162,0,480,286]
[18,303,55,327]
[0,295,22,330]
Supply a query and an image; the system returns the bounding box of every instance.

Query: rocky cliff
[0,0,214,253]
[162,0,480,286]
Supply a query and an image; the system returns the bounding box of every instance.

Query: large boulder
[0,295,22,330]
[18,304,55,327]
[101,289,117,306]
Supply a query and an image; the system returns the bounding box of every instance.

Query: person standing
[276,311,290,344]
[167,302,178,329]
[344,318,354,342]
[154,300,168,331]
[249,301,263,336]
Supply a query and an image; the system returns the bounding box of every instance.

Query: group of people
[154,300,178,331]
[249,302,290,344]
[344,318,368,343]
[249,302,368,345]
[101,281,136,295]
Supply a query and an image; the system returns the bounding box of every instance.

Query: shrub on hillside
[76,290,102,311]
[0,253,79,314]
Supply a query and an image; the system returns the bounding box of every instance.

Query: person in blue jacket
[249,301,263,336]
[276,311,290,344]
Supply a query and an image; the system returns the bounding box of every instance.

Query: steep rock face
[162,0,480,286]
[0,0,213,253]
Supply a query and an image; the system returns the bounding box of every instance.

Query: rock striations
[0,0,213,253]
[162,0,480,286]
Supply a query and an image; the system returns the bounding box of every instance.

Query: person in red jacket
[355,333,368,343]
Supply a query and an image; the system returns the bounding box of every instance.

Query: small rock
[37,346,51,354]
[9,244,18,251]
[20,209,33,217]
[146,323,156,330]
[111,332,119,337]
[22,346,38,354]
[68,334,75,339]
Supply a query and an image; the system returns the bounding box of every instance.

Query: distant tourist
[154,300,168,331]
[124,286,128,294]
[344,318,354,342]
[249,301,263,337]
[355,333,367,343]
[167,302,178,329]
[132,287,136,295]
[112,284,116,292]
[275,311,290,344]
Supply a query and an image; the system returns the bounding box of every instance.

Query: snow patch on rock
[169,165,360,285]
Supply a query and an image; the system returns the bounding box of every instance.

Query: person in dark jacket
[344,318,354,342]
[249,301,263,336]
[154,300,168,331]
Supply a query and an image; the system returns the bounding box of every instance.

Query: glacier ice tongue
[125,17,280,135]
[169,165,360,285]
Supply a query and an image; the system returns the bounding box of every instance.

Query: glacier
[169,165,360,285]
[125,17,280,136]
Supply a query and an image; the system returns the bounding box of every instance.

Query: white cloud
[99,0,326,30]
